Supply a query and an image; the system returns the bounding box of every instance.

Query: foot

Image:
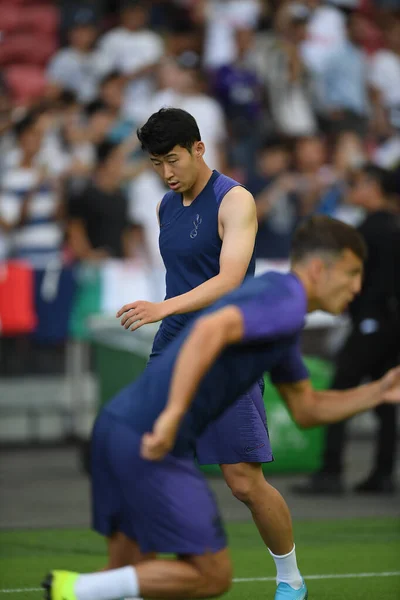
[291,472,344,495]
[275,579,308,599]
[42,571,79,600]
[354,473,396,494]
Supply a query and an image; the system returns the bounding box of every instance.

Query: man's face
[259,147,289,177]
[295,137,325,171]
[314,249,363,315]
[304,0,320,10]
[20,125,42,157]
[149,143,204,193]
[121,6,147,31]
[348,172,380,209]
[69,25,97,51]
[102,151,124,184]
[101,78,124,111]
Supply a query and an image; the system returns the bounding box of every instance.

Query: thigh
[196,382,273,466]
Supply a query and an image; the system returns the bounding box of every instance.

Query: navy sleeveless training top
[158,170,256,341]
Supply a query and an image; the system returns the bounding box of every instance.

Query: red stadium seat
[0,33,57,66]
[5,64,47,106]
[22,5,59,35]
[0,5,20,33]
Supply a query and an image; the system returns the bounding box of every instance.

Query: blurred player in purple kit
[43,216,400,600]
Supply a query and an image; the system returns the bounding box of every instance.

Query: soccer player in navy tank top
[116,108,303,597]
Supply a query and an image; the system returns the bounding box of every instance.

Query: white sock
[268,544,303,590]
[75,566,139,600]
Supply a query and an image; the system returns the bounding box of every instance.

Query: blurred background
[1,0,400,528]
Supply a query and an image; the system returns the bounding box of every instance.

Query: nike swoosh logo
[244,443,265,453]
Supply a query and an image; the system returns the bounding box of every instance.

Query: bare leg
[72,549,232,600]
[221,462,294,555]
[135,549,232,599]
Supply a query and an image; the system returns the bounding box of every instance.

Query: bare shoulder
[219,186,256,221]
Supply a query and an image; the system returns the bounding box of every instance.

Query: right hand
[141,410,180,461]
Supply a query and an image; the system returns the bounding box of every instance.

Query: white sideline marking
[1,571,400,593]
[234,571,400,583]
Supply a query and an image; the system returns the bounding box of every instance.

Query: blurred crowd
[1,0,400,270]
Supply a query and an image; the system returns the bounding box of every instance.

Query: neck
[182,163,213,204]
[290,265,320,313]
[20,153,35,168]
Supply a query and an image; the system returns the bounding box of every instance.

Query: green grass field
[1,518,399,600]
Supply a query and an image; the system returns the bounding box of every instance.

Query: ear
[194,141,205,158]
[308,257,325,284]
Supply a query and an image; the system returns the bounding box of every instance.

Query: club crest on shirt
[190,214,202,239]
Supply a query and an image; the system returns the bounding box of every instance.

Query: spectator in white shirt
[301,0,347,113]
[47,7,113,104]
[99,0,164,122]
[201,0,262,69]
[301,0,347,75]
[0,113,63,267]
[369,16,400,135]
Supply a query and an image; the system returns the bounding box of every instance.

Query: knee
[223,464,263,505]
[207,559,233,596]
[194,550,233,598]
[229,476,254,504]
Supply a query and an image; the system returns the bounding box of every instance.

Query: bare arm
[141,306,244,460]
[118,187,257,329]
[276,371,400,429]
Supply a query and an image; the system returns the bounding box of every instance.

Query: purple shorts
[196,382,273,465]
[91,411,227,555]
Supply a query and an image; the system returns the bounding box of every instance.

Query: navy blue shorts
[151,327,273,466]
[91,410,227,555]
[196,381,273,465]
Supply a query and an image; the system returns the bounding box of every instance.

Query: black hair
[260,135,290,154]
[354,163,399,197]
[99,70,123,89]
[137,107,201,155]
[96,140,119,165]
[120,0,146,12]
[85,100,107,117]
[291,216,367,264]
[14,112,37,139]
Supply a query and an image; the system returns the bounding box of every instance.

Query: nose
[163,163,174,180]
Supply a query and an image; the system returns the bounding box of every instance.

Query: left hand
[141,410,180,461]
[380,366,400,402]
[116,300,167,332]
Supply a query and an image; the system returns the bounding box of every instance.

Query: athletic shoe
[42,571,79,600]
[275,579,308,599]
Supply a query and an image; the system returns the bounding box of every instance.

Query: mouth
[168,181,180,190]
[342,296,354,309]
